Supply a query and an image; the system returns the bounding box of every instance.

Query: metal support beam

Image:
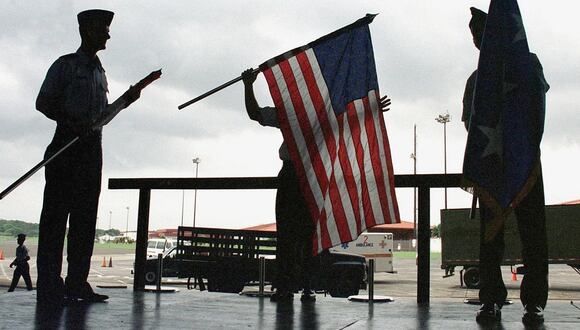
[417,187,431,304]
[133,189,151,291]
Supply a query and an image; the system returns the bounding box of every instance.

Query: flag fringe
[464,159,541,242]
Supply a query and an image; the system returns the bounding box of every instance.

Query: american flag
[259,15,400,254]
[463,0,547,240]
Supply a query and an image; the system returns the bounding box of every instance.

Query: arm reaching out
[99,69,162,127]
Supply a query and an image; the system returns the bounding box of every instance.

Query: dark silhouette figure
[35,9,141,305]
[8,233,33,292]
[242,68,316,303]
[463,7,549,326]
[242,68,391,303]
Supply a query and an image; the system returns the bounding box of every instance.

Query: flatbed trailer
[441,204,580,288]
[172,226,367,297]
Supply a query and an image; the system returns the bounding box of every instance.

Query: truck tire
[145,270,157,285]
[329,268,361,298]
[463,266,480,289]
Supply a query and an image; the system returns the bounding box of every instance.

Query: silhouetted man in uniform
[8,233,33,292]
[463,7,549,326]
[36,9,140,305]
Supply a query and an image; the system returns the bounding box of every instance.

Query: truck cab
[147,237,177,258]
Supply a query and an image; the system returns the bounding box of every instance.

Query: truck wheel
[145,271,157,285]
[329,268,360,298]
[463,267,480,289]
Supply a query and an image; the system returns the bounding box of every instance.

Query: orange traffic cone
[511,271,517,281]
[0,249,4,260]
[101,256,107,267]
[108,257,113,268]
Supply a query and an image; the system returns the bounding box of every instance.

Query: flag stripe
[262,67,320,220]
[362,95,392,224]
[299,50,356,244]
[337,115,363,235]
[285,55,348,246]
[346,101,377,229]
[278,60,329,198]
[372,90,400,220]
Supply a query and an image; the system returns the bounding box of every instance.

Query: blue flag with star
[463,0,547,236]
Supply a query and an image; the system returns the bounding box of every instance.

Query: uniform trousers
[274,161,315,293]
[37,130,102,297]
[479,166,548,308]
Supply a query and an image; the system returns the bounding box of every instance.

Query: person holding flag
[462,3,550,325]
[241,69,391,302]
[238,14,398,303]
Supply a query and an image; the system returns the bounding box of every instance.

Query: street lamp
[125,206,130,238]
[108,210,112,242]
[410,124,417,240]
[435,112,451,209]
[180,189,185,227]
[192,157,201,227]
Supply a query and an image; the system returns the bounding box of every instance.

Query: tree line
[0,218,121,238]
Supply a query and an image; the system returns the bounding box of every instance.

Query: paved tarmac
[1,288,580,329]
[1,253,579,329]
[2,253,579,300]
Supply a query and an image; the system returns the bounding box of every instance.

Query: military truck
[440,203,580,288]
[145,226,367,297]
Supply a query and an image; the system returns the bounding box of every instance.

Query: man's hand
[242,68,258,87]
[9,262,14,268]
[122,85,141,107]
[379,95,392,112]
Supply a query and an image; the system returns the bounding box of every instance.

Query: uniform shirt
[37,48,109,132]
[257,106,291,161]
[15,245,29,264]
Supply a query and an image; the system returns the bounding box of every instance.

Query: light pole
[108,210,112,242]
[192,157,201,228]
[180,189,185,227]
[410,124,417,239]
[125,206,130,238]
[435,112,451,210]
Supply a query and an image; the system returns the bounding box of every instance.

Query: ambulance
[330,232,395,273]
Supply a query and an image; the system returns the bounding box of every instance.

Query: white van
[147,237,177,258]
[330,232,395,273]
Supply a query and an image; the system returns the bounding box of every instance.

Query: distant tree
[0,219,39,236]
[95,228,121,238]
[431,224,441,238]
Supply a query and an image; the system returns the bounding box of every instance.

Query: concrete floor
[1,288,579,329]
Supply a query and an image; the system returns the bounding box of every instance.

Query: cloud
[1,1,579,231]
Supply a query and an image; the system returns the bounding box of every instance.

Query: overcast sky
[1,1,578,233]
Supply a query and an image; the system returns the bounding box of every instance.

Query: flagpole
[0,70,161,200]
[178,68,259,110]
[178,14,378,111]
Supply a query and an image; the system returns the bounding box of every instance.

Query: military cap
[77,9,114,27]
[17,233,26,239]
[469,7,487,29]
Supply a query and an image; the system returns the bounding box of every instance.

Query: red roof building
[243,221,416,241]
